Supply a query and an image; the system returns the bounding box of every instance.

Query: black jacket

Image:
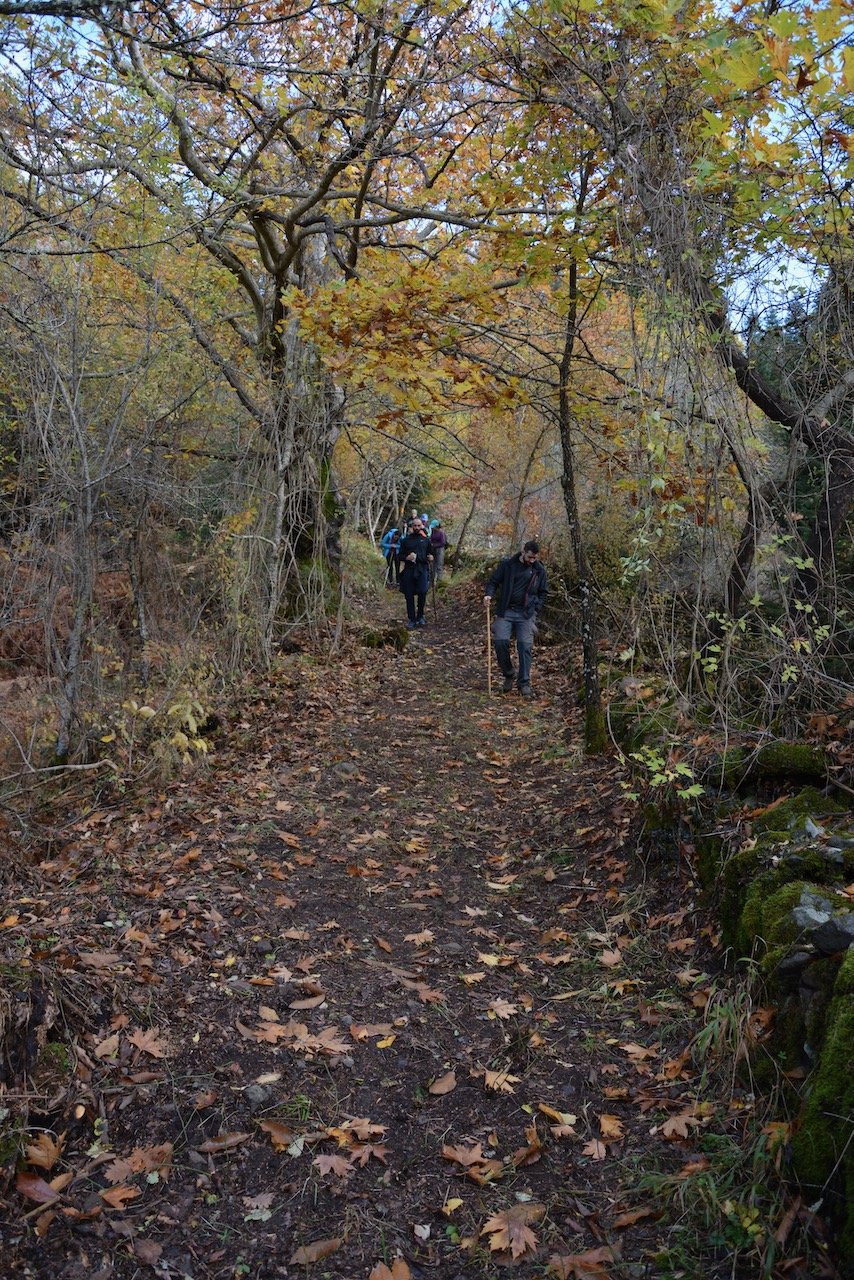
[485,556,547,619]
[398,531,433,591]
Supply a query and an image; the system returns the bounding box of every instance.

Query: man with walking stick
[483,541,547,698]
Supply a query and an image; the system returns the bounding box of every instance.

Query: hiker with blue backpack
[380,526,401,588]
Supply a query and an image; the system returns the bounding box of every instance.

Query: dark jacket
[485,555,547,619]
[398,531,432,593]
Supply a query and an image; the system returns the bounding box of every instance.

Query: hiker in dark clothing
[398,517,434,629]
[429,521,447,580]
[483,541,547,697]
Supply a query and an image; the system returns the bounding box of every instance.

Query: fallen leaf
[481,1202,545,1259]
[599,1114,625,1140]
[599,949,622,968]
[100,1184,141,1208]
[404,928,434,947]
[661,1110,700,1140]
[25,1132,65,1171]
[16,1171,61,1205]
[428,1070,457,1096]
[375,936,393,953]
[290,1237,342,1264]
[582,1139,606,1161]
[195,1132,251,1153]
[260,1120,296,1152]
[289,994,326,1010]
[548,1244,618,1278]
[482,1067,521,1094]
[369,1261,411,1280]
[612,1205,658,1228]
[134,1239,163,1265]
[313,1153,353,1179]
[351,1143,389,1166]
[128,1027,169,1059]
[489,998,518,1020]
[93,1032,121,1060]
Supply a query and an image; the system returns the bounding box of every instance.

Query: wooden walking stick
[486,598,493,695]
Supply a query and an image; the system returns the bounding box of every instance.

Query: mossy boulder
[752,788,844,834]
[708,744,830,791]
[790,985,854,1260]
[359,623,409,652]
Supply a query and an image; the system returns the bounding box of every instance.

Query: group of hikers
[380,512,547,699]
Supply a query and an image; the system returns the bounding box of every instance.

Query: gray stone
[244,1084,272,1109]
[792,903,832,932]
[812,913,854,955]
[775,950,815,978]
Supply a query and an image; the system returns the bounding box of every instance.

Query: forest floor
[0,580,837,1280]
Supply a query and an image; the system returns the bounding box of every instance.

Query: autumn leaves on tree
[0,0,852,755]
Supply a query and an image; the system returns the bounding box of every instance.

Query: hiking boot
[502,674,516,693]
[406,621,416,630]
[416,618,426,627]
[519,683,536,699]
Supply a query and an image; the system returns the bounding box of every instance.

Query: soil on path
[2,584,759,1279]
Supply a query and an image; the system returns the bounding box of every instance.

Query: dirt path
[2,584,756,1279]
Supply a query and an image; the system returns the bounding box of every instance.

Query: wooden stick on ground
[486,598,492,695]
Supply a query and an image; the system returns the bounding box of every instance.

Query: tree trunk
[556,166,605,755]
[451,490,478,573]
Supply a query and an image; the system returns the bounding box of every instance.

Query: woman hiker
[398,516,434,629]
[429,521,447,580]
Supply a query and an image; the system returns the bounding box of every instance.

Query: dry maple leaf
[481,1067,521,1094]
[598,949,622,968]
[350,1143,389,1166]
[313,1153,353,1179]
[582,1139,606,1161]
[100,1184,142,1208]
[481,1202,545,1259]
[25,1132,65,1172]
[442,1142,486,1168]
[342,1117,386,1140]
[661,1110,700,1140]
[369,1260,411,1280]
[290,1237,342,1264]
[404,928,434,947]
[599,1114,625,1140]
[128,1027,169,1059]
[489,998,518,1020]
[620,1042,658,1061]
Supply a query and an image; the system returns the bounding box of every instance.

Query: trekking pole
[486,598,493,695]
[430,565,438,623]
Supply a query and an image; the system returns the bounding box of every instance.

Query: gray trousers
[493,610,536,686]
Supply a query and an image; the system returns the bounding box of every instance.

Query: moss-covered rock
[359,623,409,651]
[790,989,854,1259]
[707,745,830,791]
[753,788,844,834]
